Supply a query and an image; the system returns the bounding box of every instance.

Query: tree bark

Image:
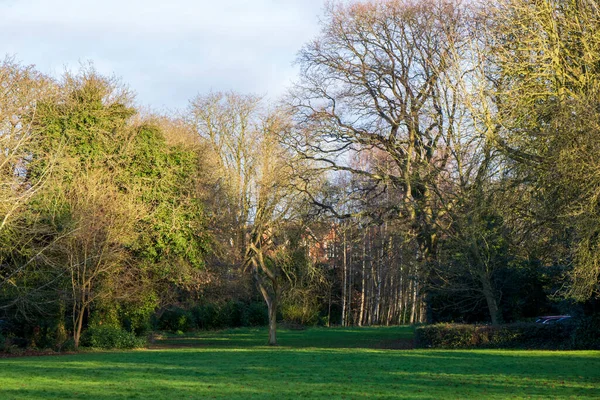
[481,275,501,325]
[257,277,278,346]
[341,228,348,326]
[359,229,367,326]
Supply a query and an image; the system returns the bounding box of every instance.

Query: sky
[0,0,327,111]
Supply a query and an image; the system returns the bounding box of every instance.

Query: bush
[191,304,220,330]
[415,320,592,350]
[280,295,321,326]
[573,316,600,350]
[245,302,269,327]
[157,308,194,332]
[0,332,5,350]
[153,302,270,332]
[80,326,146,349]
[191,301,267,330]
[415,323,477,349]
[219,301,246,328]
[61,338,76,352]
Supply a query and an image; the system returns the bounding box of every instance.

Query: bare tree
[191,94,310,344]
[48,172,142,348]
[190,92,261,267]
[288,0,471,322]
[0,58,52,233]
[484,0,600,301]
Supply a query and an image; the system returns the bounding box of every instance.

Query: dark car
[535,315,572,324]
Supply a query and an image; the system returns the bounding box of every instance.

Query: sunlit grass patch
[1,326,598,399]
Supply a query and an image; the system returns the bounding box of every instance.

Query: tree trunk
[481,275,501,325]
[268,296,277,345]
[73,304,85,350]
[327,285,332,327]
[341,229,347,326]
[471,243,501,325]
[359,229,367,326]
[257,277,278,346]
[410,278,418,324]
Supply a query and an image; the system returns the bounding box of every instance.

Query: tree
[486,0,600,301]
[0,58,51,233]
[190,92,261,268]
[26,68,141,347]
[243,112,305,344]
[0,60,61,317]
[191,93,308,344]
[125,120,210,311]
[23,67,210,345]
[289,0,470,322]
[52,172,141,348]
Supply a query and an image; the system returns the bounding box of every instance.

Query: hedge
[415,317,600,350]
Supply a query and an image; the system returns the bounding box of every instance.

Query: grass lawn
[1,326,599,399]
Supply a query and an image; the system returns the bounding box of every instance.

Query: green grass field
[1,326,599,399]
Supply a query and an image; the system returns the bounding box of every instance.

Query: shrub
[191,304,220,330]
[61,338,76,352]
[0,332,5,350]
[54,322,69,351]
[219,301,245,328]
[415,320,593,350]
[415,323,477,349]
[157,308,194,332]
[280,295,321,326]
[189,302,268,330]
[572,316,600,350]
[80,326,146,349]
[245,302,269,326]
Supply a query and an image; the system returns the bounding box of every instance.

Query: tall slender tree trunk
[387,275,395,325]
[341,228,348,326]
[359,229,367,326]
[327,285,332,327]
[347,226,353,325]
[410,278,418,324]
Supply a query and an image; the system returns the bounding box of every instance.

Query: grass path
[1,326,599,399]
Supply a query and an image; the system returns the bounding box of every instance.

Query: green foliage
[191,301,249,330]
[280,295,321,326]
[190,304,220,330]
[128,125,209,273]
[415,324,477,349]
[415,320,598,350]
[245,302,269,327]
[80,326,146,349]
[31,71,135,178]
[9,68,211,348]
[219,301,246,328]
[157,309,194,333]
[573,316,600,350]
[161,302,269,332]
[0,313,70,351]
[119,300,156,336]
[278,235,328,326]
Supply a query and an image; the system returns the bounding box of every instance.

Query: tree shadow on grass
[1,348,599,399]
[154,326,416,350]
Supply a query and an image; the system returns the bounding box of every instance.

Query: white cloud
[0,0,326,110]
